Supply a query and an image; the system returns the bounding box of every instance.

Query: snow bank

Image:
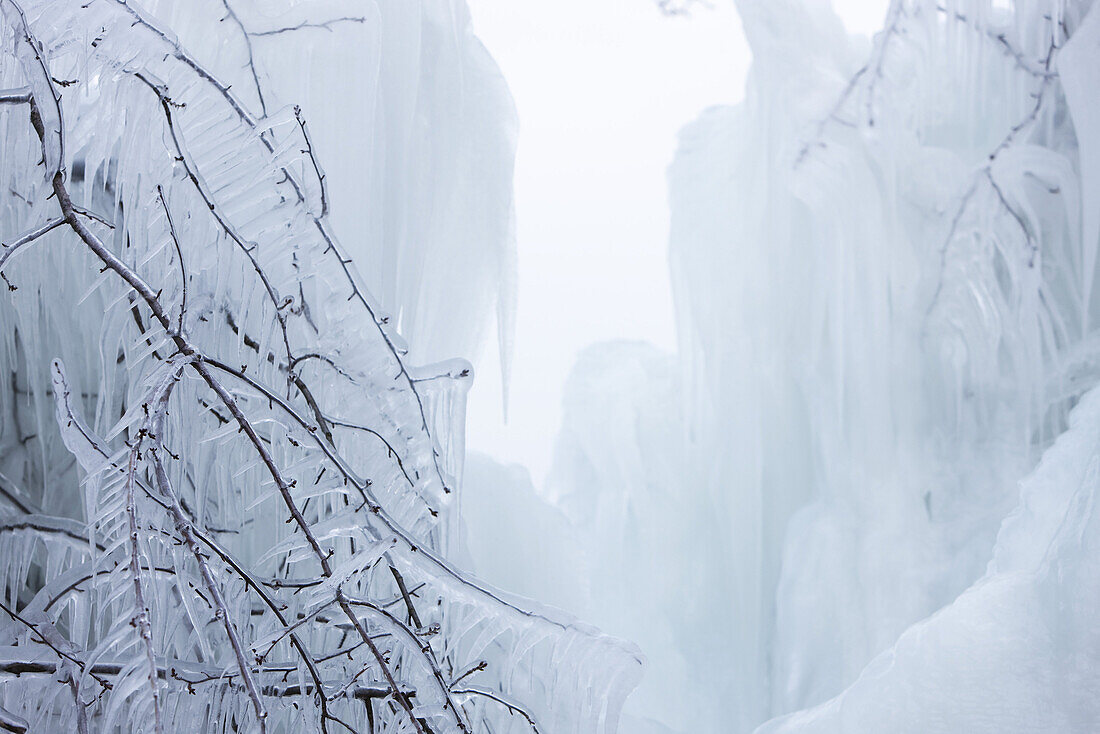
[758,383,1100,733]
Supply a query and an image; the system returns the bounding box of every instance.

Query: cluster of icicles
[0,1,639,733]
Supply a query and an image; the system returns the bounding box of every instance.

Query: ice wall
[751,1,1100,729]
[460,0,1100,732]
[143,0,517,369]
[758,380,1100,729]
[692,0,1100,728]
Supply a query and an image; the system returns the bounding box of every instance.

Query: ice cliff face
[141,0,518,370]
[758,379,1100,729]
[468,0,1100,732]
[747,2,1100,728]
[676,0,1100,729]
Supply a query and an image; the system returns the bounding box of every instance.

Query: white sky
[464,0,890,484]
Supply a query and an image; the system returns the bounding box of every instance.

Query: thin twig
[927,34,1058,314]
[249,16,366,37]
[0,598,112,692]
[0,657,398,701]
[346,596,468,731]
[151,442,271,730]
[452,687,542,734]
[219,0,267,116]
[124,399,166,734]
[294,104,328,217]
[132,72,294,369]
[0,217,65,288]
[136,362,270,730]
[156,185,187,336]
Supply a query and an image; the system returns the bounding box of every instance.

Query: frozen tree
[0,2,640,733]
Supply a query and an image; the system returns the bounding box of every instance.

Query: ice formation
[678,1,1100,729]
[0,1,636,733]
[465,0,1100,732]
[4,0,1100,731]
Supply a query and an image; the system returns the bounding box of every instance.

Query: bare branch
[249,16,366,37]
[388,563,423,628]
[0,657,400,702]
[156,185,187,336]
[114,0,454,495]
[346,596,469,731]
[219,0,268,115]
[49,376,336,732]
[449,659,486,688]
[927,34,1058,314]
[124,388,171,734]
[132,72,294,367]
[295,104,328,217]
[3,0,63,174]
[935,4,1055,78]
[188,359,430,732]
[0,6,642,732]
[0,598,112,692]
[795,0,906,167]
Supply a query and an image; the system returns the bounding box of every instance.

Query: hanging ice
[459,0,1100,732]
[0,1,636,732]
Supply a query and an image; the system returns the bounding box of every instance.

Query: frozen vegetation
[0,1,636,732]
[2,0,1100,732]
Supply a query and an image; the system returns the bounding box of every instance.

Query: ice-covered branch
[452,687,542,734]
[797,0,1056,167]
[0,86,29,103]
[0,216,64,290]
[248,16,366,37]
[219,0,268,116]
[0,2,643,732]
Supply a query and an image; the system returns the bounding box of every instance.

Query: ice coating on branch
[0,1,635,732]
[141,0,518,372]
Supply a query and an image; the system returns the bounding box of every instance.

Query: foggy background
[463,0,890,483]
